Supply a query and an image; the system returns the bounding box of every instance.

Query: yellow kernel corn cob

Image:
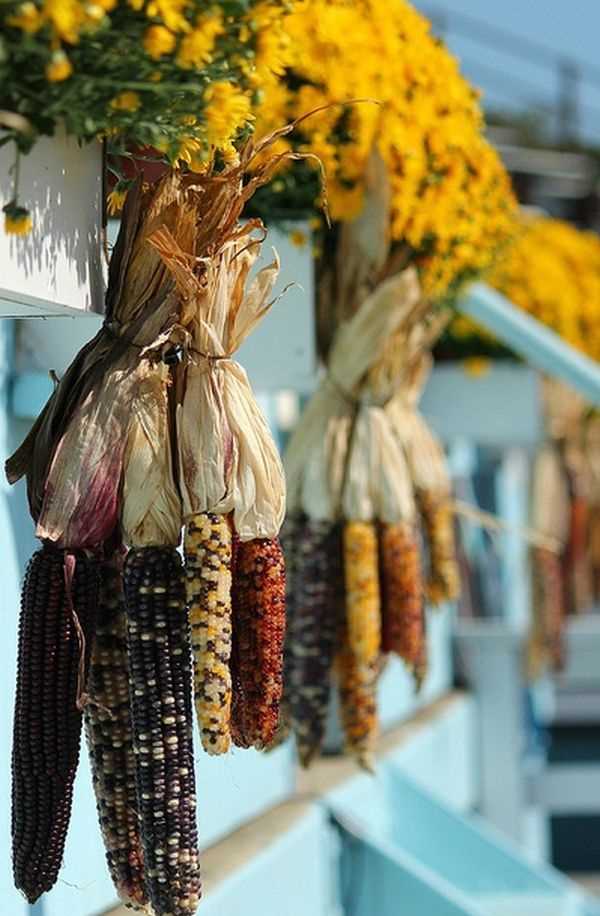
[343,521,381,667]
[418,491,460,606]
[184,512,233,756]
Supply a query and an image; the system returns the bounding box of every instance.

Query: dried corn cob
[85,554,147,910]
[12,544,99,903]
[231,537,286,750]
[184,512,233,756]
[282,517,343,767]
[528,545,566,678]
[380,522,427,687]
[343,522,381,666]
[418,491,460,606]
[124,547,201,916]
[336,644,379,772]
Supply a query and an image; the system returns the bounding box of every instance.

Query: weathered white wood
[0,129,104,317]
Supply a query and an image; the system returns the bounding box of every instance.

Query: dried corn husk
[286,267,421,522]
[8,175,192,547]
[148,224,284,540]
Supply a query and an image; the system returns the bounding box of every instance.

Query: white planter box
[0,129,104,318]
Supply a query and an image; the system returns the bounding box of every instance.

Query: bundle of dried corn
[7,175,197,906]
[147,184,287,754]
[6,133,295,910]
[283,266,425,768]
[527,444,570,678]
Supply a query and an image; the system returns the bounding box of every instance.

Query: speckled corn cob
[336,642,379,772]
[418,491,460,606]
[231,537,286,750]
[281,517,343,767]
[380,522,427,688]
[528,546,565,678]
[12,544,99,903]
[184,512,233,756]
[85,553,147,910]
[124,547,201,916]
[343,521,381,666]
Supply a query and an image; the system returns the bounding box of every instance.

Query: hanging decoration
[6,136,293,913]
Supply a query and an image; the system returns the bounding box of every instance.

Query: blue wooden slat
[458,283,600,406]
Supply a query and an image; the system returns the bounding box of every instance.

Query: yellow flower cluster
[254,0,517,300]
[489,216,600,362]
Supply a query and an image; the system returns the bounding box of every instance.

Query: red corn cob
[231,537,286,750]
[380,522,427,687]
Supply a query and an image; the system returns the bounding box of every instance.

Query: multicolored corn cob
[231,537,286,750]
[417,491,460,606]
[528,545,566,677]
[343,521,382,666]
[124,547,201,916]
[336,642,379,772]
[184,512,233,756]
[281,517,343,767]
[12,544,99,902]
[380,522,427,687]
[84,553,147,910]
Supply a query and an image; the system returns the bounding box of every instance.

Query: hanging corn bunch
[84,552,147,910]
[6,131,295,910]
[148,183,288,756]
[284,264,425,768]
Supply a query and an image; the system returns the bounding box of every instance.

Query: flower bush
[489,216,600,361]
[251,0,517,301]
[0,0,289,230]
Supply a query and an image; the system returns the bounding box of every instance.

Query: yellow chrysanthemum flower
[46,49,73,82]
[204,81,252,149]
[143,24,176,59]
[110,90,142,112]
[176,12,223,68]
[7,2,42,34]
[106,188,127,215]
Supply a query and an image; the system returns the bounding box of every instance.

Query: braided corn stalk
[231,537,286,750]
[343,521,381,666]
[12,544,99,902]
[380,522,427,686]
[282,517,343,766]
[124,547,200,916]
[184,512,233,756]
[84,554,147,910]
[418,491,460,606]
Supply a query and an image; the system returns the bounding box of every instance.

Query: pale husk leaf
[148,224,284,539]
[285,268,421,521]
[121,361,182,547]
